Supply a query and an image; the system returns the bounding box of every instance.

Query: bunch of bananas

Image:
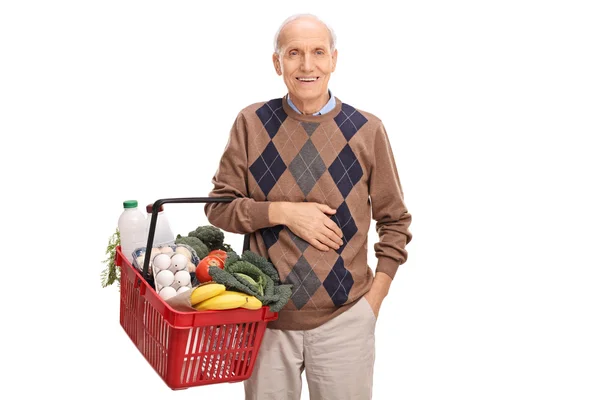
[190,283,263,311]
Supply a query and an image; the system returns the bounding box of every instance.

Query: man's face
[273,18,337,106]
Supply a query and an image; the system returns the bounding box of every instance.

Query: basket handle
[143,197,246,281]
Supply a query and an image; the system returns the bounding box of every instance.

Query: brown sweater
[205,96,412,330]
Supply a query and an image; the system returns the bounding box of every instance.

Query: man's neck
[288,92,330,115]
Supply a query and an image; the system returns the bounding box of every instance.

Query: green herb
[101,228,121,288]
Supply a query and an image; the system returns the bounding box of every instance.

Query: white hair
[273,13,337,55]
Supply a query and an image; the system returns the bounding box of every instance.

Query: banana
[220,290,263,310]
[189,283,226,306]
[194,292,248,311]
[221,290,251,297]
[241,296,262,310]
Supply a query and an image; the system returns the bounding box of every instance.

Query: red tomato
[208,249,227,263]
[195,256,225,283]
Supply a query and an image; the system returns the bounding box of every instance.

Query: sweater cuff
[375,257,401,280]
[246,201,272,231]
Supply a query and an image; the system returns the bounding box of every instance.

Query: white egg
[174,270,191,286]
[160,246,174,254]
[177,286,191,294]
[171,254,188,271]
[155,269,175,288]
[186,261,196,273]
[159,286,177,300]
[150,248,161,260]
[153,254,171,271]
[175,246,192,261]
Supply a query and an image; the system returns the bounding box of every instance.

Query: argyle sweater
[205,96,412,330]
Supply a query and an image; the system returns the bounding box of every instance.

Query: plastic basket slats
[115,244,276,390]
[143,301,169,380]
[177,321,258,385]
[119,258,143,351]
[182,324,228,384]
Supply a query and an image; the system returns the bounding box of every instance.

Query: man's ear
[273,53,282,76]
[332,49,338,72]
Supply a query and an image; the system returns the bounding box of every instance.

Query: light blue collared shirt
[287,90,336,116]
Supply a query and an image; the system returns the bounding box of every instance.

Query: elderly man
[204,13,412,400]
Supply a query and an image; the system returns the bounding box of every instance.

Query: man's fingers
[309,238,330,252]
[328,231,344,247]
[316,203,336,215]
[315,233,340,251]
[323,219,344,242]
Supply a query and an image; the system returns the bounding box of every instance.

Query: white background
[1,0,599,399]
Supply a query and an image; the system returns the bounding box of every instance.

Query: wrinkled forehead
[278,19,332,50]
[280,36,331,51]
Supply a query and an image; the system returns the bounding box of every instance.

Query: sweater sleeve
[204,112,272,234]
[368,122,413,279]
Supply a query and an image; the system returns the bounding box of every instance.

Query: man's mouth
[296,77,319,82]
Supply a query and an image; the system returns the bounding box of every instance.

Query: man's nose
[300,54,314,71]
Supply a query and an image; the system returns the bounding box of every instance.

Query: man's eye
[290,50,299,56]
[316,50,325,55]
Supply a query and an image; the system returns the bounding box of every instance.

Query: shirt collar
[287,90,335,116]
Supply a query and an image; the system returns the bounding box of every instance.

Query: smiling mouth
[296,77,320,82]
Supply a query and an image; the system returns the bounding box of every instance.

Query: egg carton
[132,243,200,301]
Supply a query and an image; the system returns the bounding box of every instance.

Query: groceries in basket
[189,284,263,310]
[118,200,146,264]
[132,224,232,294]
[166,248,294,313]
[111,198,284,390]
[195,249,227,283]
[132,243,200,300]
[118,200,177,264]
[145,203,175,247]
[207,250,293,312]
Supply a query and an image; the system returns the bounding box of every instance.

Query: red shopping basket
[115,197,277,390]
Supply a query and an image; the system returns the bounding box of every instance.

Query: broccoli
[175,235,209,259]
[222,243,234,252]
[189,225,225,251]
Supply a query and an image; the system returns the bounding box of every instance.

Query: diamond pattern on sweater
[330,201,358,254]
[256,99,287,139]
[328,144,363,198]
[260,225,285,250]
[284,255,322,309]
[288,139,327,197]
[334,103,368,142]
[323,256,354,306]
[289,229,310,253]
[249,141,287,197]
[301,121,319,136]
[251,100,370,310]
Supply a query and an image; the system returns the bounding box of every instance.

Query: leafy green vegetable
[224,250,240,269]
[208,266,255,296]
[234,272,260,292]
[207,248,294,313]
[241,250,280,283]
[101,228,121,288]
[271,284,293,311]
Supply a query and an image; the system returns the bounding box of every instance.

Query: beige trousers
[244,297,377,400]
